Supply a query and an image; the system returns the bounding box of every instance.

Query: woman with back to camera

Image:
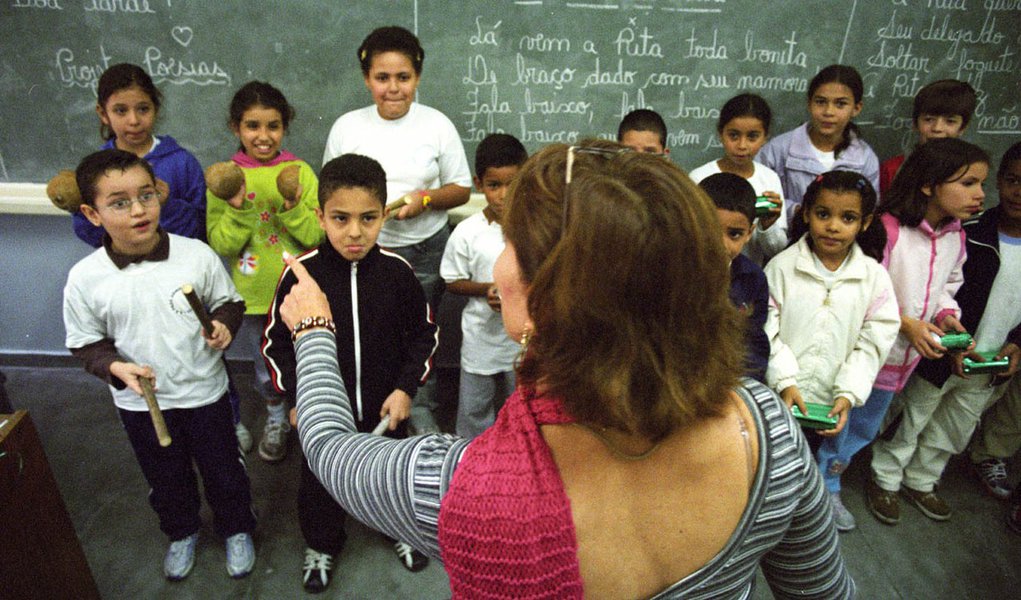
[280,141,855,599]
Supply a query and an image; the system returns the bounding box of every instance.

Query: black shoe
[1007,502,1021,535]
[393,540,429,572]
[302,548,333,593]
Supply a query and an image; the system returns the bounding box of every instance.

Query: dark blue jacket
[72,135,206,246]
[915,206,1021,388]
[730,254,770,383]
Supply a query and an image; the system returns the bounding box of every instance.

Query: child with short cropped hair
[618,108,669,155]
[63,149,256,581]
[879,79,977,195]
[698,172,770,382]
[262,153,437,592]
[440,133,528,438]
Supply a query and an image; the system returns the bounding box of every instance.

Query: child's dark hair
[617,109,668,147]
[789,170,885,261]
[358,26,424,76]
[698,172,757,225]
[97,64,162,141]
[475,134,527,179]
[808,65,864,159]
[998,141,1021,180]
[75,149,156,207]
[228,81,295,130]
[717,93,772,135]
[913,79,977,128]
[882,138,989,228]
[318,154,387,209]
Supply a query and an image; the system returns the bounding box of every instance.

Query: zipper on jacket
[351,261,363,421]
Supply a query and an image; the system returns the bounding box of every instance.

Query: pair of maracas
[46,162,301,212]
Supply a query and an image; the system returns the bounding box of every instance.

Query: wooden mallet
[139,377,172,447]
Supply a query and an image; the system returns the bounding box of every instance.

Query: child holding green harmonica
[868,142,1021,524]
[764,170,899,533]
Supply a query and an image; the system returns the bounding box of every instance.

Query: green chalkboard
[1,0,1018,185]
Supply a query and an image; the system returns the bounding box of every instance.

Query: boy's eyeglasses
[563,145,631,228]
[102,191,160,214]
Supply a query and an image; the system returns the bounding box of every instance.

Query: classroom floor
[3,360,1021,599]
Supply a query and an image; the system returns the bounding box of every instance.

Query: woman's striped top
[294,330,854,599]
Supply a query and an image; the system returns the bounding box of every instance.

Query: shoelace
[266,421,288,443]
[394,542,415,567]
[981,461,1008,481]
[304,550,333,571]
[168,535,196,556]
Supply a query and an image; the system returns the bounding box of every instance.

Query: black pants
[298,414,407,553]
[298,454,349,554]
[119,393,256,541]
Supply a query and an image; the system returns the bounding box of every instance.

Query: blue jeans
[817,387,896,493]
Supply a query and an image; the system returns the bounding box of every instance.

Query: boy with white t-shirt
[440,134,528,438]
[63,149,255,581]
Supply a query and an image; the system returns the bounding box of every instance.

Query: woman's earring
[515,326,532,368]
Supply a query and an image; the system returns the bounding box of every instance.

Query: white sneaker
[225,532,255,578]
[258,419,290,462]
[829,492,856,532]
[164,532,198,581]
[235,422,253,453]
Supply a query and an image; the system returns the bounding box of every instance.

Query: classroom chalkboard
[1,0,1018,186]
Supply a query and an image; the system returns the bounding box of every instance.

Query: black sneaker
[302,548,333,593]
[393,540,429,572]
[974,459,1012,500]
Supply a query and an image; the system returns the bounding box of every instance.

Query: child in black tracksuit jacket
[262,154,438,591]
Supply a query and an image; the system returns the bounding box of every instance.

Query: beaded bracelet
[291,316,336,341]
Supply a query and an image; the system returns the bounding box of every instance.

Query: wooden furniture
[0,411,100,600]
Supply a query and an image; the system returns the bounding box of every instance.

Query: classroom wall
[1,0,1018,356]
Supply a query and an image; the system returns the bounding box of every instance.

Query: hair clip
[360,49,367,61]
[854,177,868,190]
[814,174,825,183]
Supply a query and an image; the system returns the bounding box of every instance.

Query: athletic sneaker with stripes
[393,540,429,572]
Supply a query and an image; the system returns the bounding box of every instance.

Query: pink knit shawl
[438,387,583,599]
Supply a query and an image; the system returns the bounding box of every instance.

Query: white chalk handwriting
[83,0,156,14]
[54,46,112,90]
[11,0,62,9]
[144,46,230,86]
[470,16,501,47]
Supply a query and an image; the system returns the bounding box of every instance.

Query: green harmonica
[963,351,1010,375]
[754,196,778,217]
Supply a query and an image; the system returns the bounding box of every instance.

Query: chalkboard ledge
[0,184,63,216]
